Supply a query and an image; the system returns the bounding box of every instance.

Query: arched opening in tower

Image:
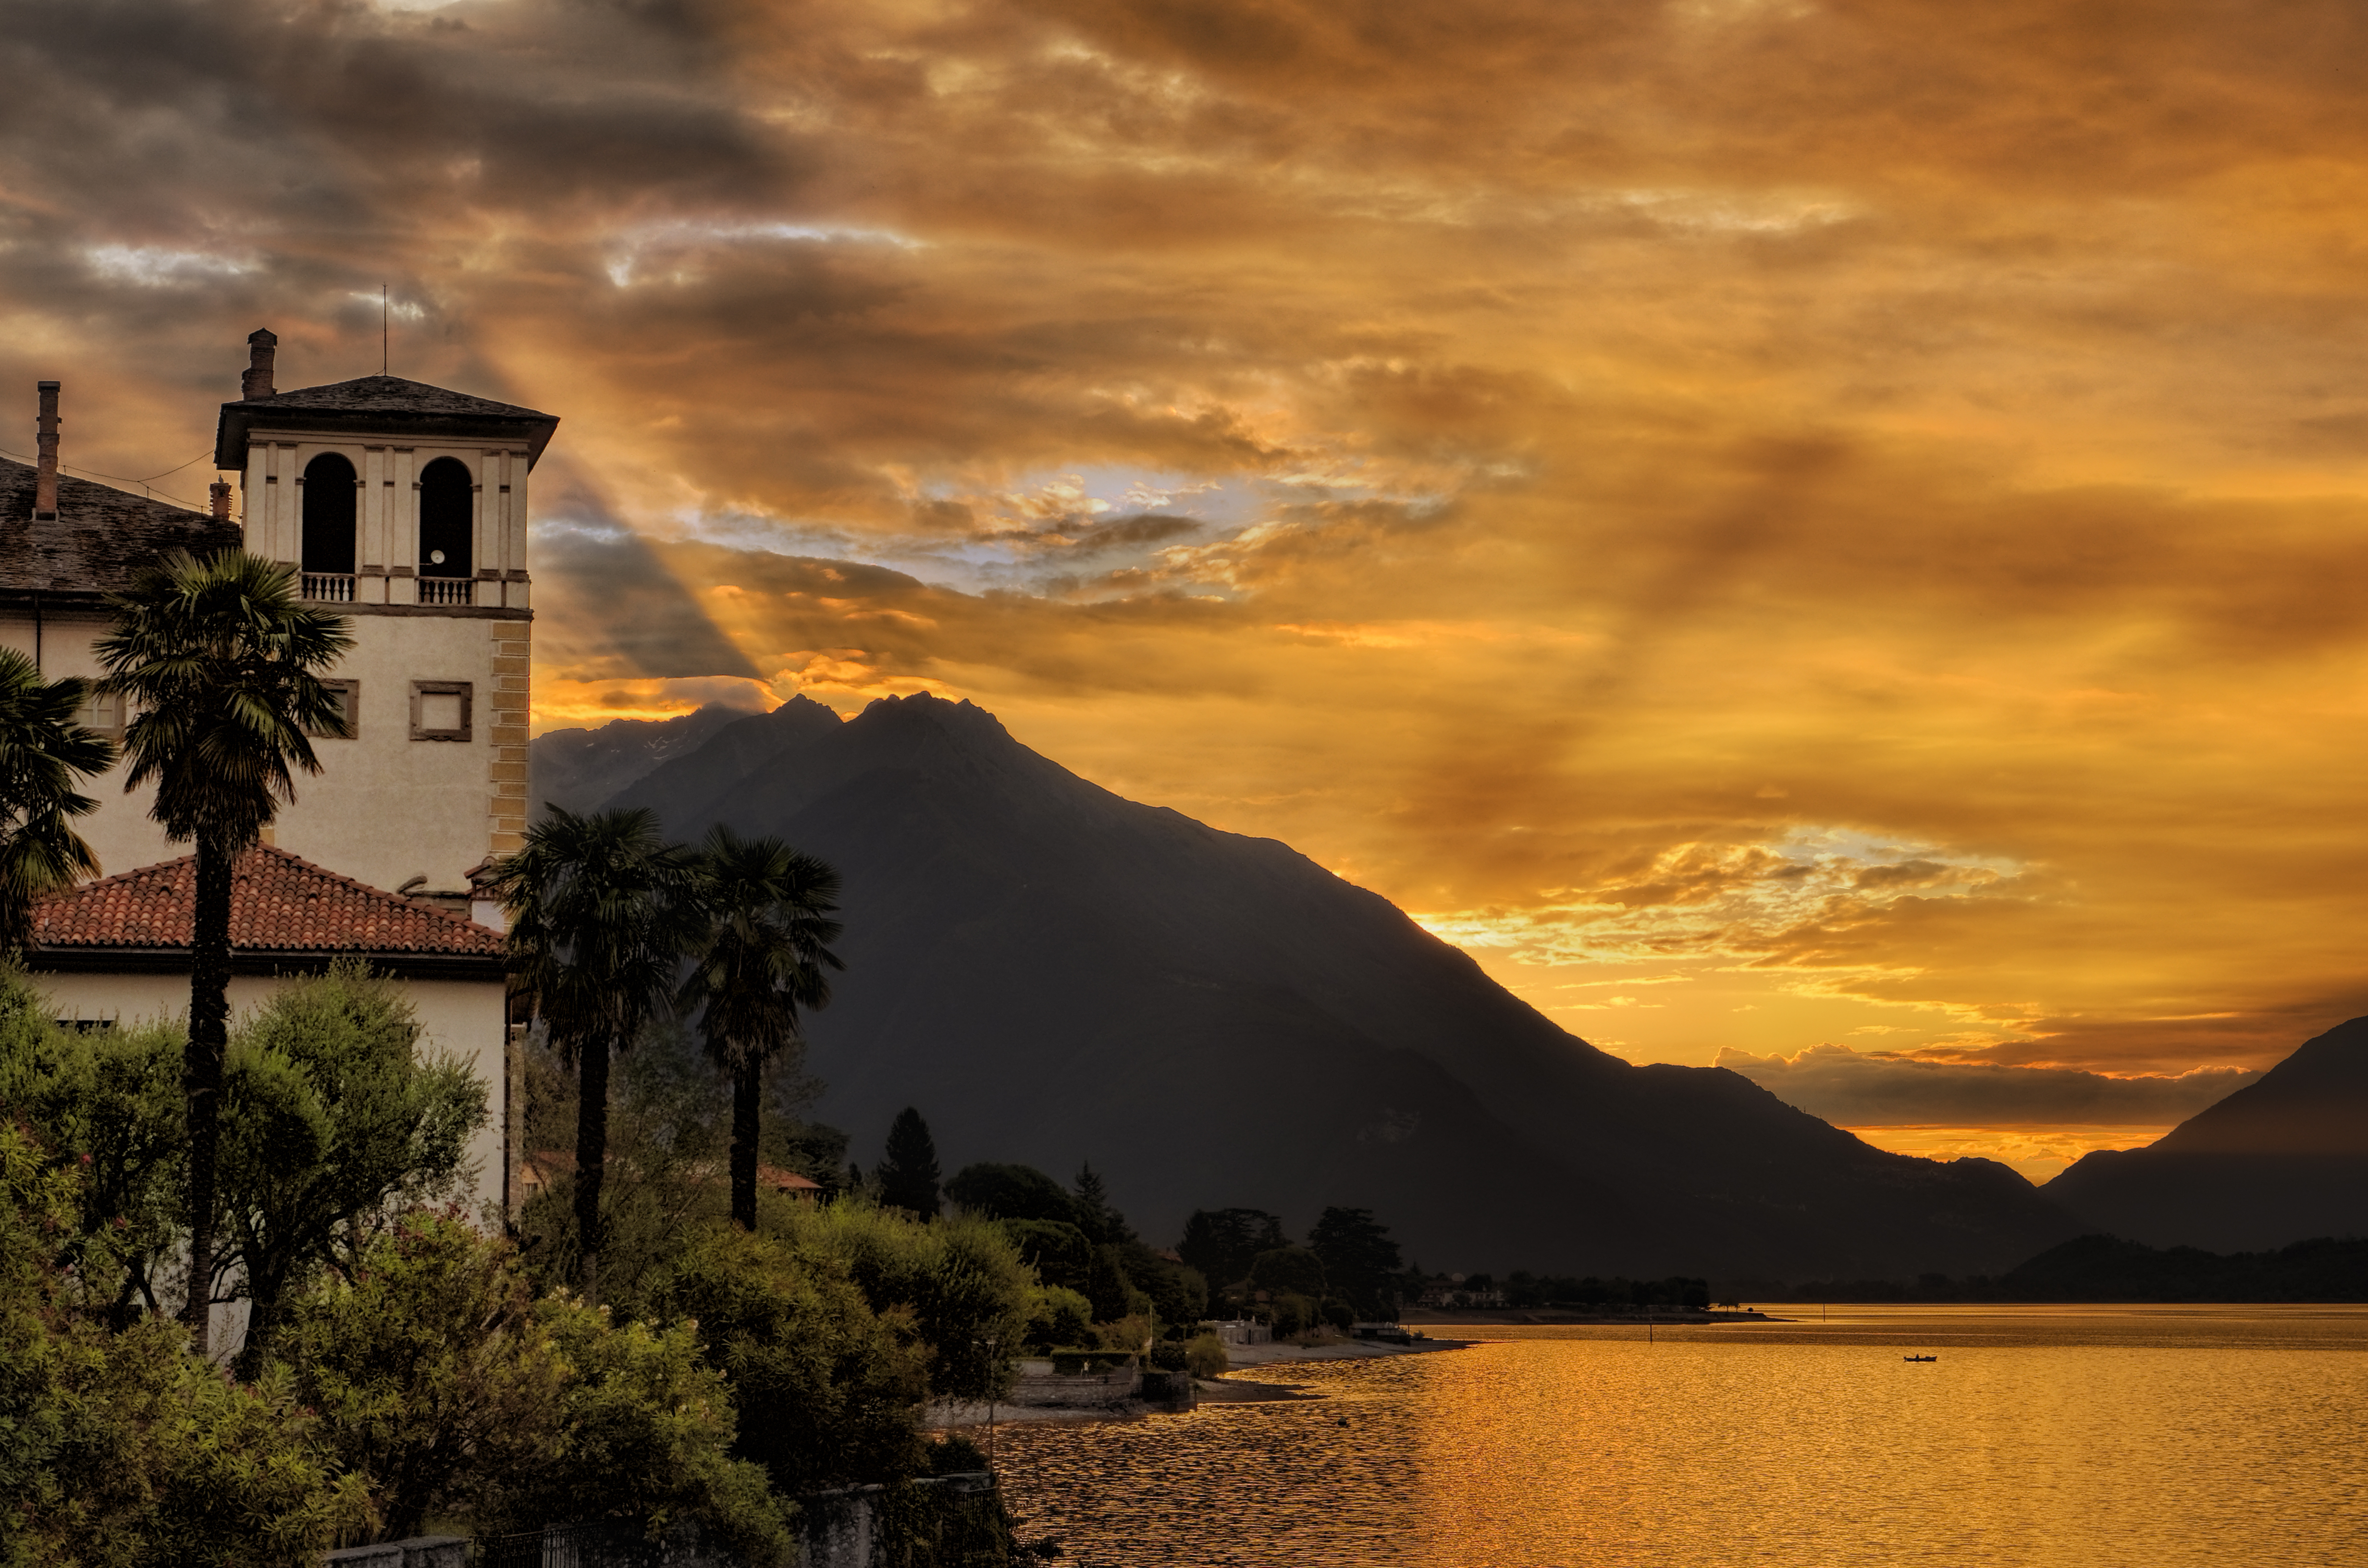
[300,453,358,576]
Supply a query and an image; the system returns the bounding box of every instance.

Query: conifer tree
[875,1107,941,1219]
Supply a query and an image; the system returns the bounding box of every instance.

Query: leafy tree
[1177,1208,1286,1292]
[1308,1207,1404,1321]
[523,1291,789,1565]
[776,1198,1034,1405]
[656,1224,929,1497]
[679,826,844,1231]
[284,1207,566,1543]
[876,1106,942,1219]
[0,649,116,951]
[0,970,184,1325]
[944,1162,1075,1226]
[999,1218,1093,1293]
[1249,1246,1328,1301]
[1022,1285,1094,1350]
[1126,1254,1209,1329]
[217,962,485,1374]
[288,1207,786,1557]
[0,1121,354,1567]
[96,549,352,1348]
[488,805,698,1302]
[1085,1244,1154,1326]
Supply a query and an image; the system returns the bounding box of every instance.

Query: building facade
[0,330,559,1215]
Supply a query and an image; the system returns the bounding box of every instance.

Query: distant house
[761,1165,825,1200]
[27,844,512,1209]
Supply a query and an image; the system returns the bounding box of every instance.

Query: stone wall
[795,1471,1001,1568]
[1008,1358,1141,1407]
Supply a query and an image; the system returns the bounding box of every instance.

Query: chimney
[34,381,59,521]
[209,479,233,520]
[242,328,277,400]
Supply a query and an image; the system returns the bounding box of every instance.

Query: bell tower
[212,330,559,908]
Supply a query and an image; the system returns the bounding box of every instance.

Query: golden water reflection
[991,1307,2368,1567]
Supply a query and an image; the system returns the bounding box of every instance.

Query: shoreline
[926,1338,1473,1431]
[1399,1308,1780,1326]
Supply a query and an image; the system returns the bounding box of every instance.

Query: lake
[990,1306,2368,1567]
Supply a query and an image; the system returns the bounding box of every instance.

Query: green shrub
[0,1121,354,1568]
[1184,1333,1230,1380]
[1268,1292,1320,1338]
[657,1224,928,1496]
[766,1200,1032,1404]
[1023,1285,1093,1351]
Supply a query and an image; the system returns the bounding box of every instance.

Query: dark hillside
[2047,1016,2368,1251]
[567,692,2079,1276]
[530,702,825,818]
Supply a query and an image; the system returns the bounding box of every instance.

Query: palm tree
[678,824,844,1230]
[486,805,697,1300]
[0,649,118,950]
[95,549,353,1350]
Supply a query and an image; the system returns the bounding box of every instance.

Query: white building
[0,331,561,1211]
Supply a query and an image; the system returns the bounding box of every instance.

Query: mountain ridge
[549,694,2081,1276]
[2046,1015,2368,1251]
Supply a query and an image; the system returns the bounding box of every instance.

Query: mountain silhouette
[552,692,2079,1277]
[2046,1016,2368,1251]
[532,701,823,817]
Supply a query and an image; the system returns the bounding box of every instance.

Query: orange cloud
[12,0,2368,1109]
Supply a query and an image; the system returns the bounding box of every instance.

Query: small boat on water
[1903,1354,1938,1362]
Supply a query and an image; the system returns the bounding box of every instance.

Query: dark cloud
[1717,1042,2259,1128]
[10,0,2368,1162]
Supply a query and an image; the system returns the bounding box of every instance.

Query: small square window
[76,686,125,737]
[307,680,359,739]
[409,680,473,742]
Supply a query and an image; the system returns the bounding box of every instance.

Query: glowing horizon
[7,0,2364,1176]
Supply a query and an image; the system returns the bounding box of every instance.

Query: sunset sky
[6,0,2366,1179]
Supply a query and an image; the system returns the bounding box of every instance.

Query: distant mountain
[1999,1232,2368,1302]
[529,703,781,818]
[2046,1017,2368,1251]
[545,692,2081,1277]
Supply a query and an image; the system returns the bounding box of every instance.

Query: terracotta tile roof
[0,456,242,600]
[28,844,505,957]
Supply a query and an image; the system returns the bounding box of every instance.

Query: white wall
[1,607,522,898]
[33,968,511,1214]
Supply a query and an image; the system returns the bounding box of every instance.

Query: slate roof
[28,845,505,958]
[0,456,240,604]
[216,375,560,469]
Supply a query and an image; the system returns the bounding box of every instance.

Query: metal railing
[417,576,476,607]
[301,572,357,602]
[471,1520,670,1568]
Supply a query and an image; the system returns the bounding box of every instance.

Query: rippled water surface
[991,1306,2368,1567]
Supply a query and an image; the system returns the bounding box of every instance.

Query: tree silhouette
[678,824,843,1230]
[876,1107,941,1218]
[1309,1207,1404,1320]
[97,550,351,1348]
[488,806,697,1301]
[0,649,116,950]
[1177,1208,1286,1292]
[1071,1161,1133,1245]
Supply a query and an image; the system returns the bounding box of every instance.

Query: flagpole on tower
[382,284,389,375]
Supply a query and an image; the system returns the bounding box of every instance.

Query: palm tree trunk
[732,1057,761,1231]
[182,829,235,1352]
[574,1029,611,1304]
